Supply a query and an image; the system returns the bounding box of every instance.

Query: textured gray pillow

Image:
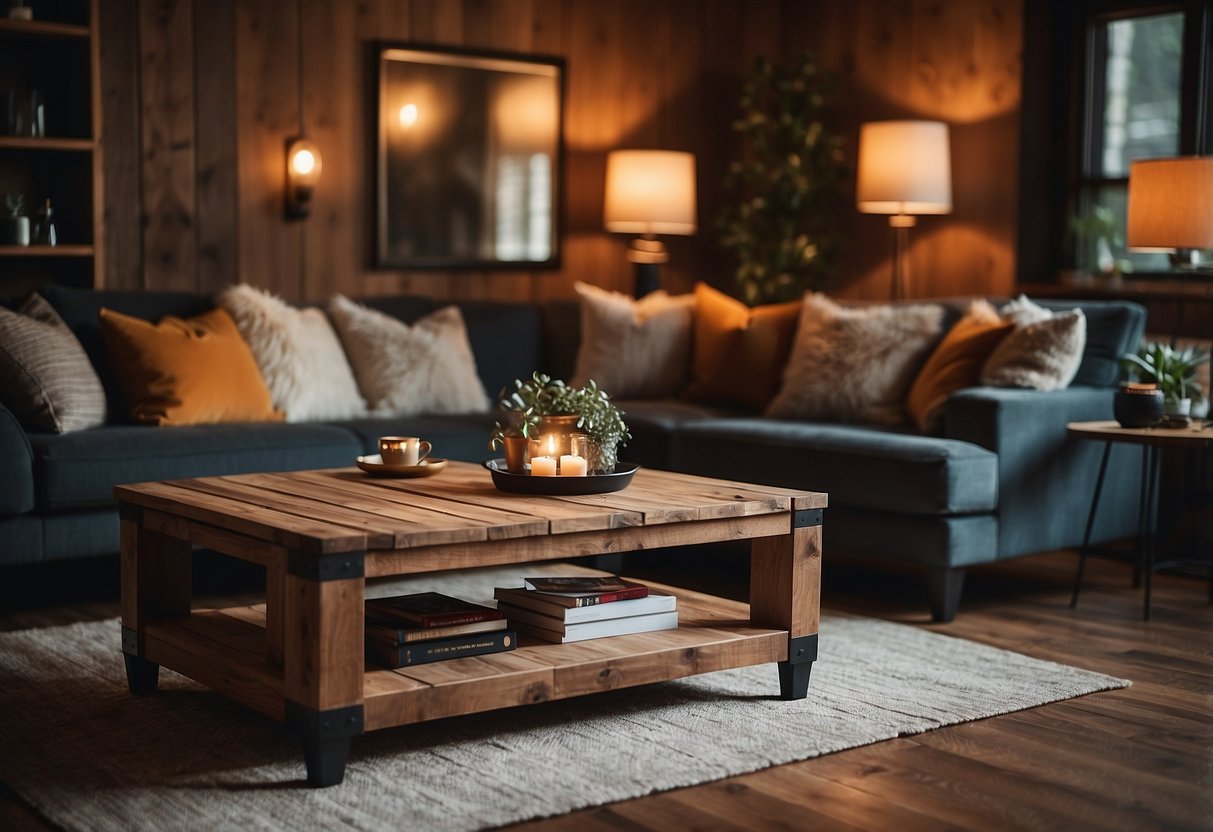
[0,294,106,432]
[327,295,489,416]
[980,303,1086,391]
[766,293,945,424]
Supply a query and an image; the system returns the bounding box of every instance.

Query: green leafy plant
[1068,205,1132,277]
[1121,341,1209,408]
[489,372,631,457]
[4,193,25,219]
[717,52,846,306]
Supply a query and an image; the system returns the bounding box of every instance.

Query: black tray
[484,459,639,495]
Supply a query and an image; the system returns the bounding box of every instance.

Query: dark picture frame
[375,43,565,270]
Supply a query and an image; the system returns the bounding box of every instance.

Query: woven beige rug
[0,572,1128,832]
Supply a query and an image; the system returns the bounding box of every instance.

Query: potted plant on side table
[490,372,631,473]
[1121,341,1210,422]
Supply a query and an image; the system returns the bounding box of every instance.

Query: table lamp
[603,150,697,298]
[1127,156,1213,269]
[856,120,952,299]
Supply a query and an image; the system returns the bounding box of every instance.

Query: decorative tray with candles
[484,459,639,495]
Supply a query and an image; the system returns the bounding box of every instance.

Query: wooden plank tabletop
[114,461,826,555]
[1067,419,1213,448]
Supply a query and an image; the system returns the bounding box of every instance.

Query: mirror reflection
[377,47,563,268]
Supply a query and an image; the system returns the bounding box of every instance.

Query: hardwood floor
[1,549,1209,831]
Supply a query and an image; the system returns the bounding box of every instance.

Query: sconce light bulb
[399,103,418,127]
[291,148,316,176]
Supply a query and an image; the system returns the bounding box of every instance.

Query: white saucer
[355,455,448,478]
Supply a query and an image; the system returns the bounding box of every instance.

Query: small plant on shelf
[1,193,30,246]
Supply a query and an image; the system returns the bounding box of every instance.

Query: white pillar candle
[559,454,587,476]
[531,456,558,476]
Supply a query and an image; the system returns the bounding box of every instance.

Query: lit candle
[559,454,587,476]
[531,456,558,476]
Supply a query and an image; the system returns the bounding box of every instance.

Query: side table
[1067,420,1213,619]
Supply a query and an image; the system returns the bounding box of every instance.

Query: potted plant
[1121,341,1210,417]
[490,372,631,472]
[0,193,29,246]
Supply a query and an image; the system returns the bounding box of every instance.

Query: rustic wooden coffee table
[116,462,825,786]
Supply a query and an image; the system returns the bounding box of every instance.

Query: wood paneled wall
[100,0,1023,304]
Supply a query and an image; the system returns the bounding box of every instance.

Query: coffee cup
[379,436,431,466]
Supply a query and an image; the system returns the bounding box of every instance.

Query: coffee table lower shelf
[139,594,791,734]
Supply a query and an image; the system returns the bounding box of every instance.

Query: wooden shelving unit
[0,0,102,297]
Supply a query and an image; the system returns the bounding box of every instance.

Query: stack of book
[494,576,678,643]
[364,591,516,668]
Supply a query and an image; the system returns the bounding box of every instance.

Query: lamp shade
[1126,157,1213,251]
[603,150,697,235]
[856,120,952,215]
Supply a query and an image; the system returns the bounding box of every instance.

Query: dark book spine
[365,608,503,628]
[367,630,517,668]
[569,586,649,607]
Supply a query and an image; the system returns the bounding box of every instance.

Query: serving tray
[484,458,638,495]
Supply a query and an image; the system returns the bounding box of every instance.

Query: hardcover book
[365,592,505,628]
[509,611,678,643]
[522,576,631,593]
[496,581,649,608]
[495,588,676,623]
[365,615,509,645]
[366,629,517,668]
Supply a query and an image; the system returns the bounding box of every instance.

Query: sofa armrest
[943,386,1141,558]
[0,400,35,516]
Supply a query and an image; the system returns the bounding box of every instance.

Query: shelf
[0,137,94,151]
[0,244,93,257]
[0,19,90,40]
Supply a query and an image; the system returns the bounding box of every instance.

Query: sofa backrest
[1035,299,1146,388]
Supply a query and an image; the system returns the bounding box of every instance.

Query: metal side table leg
[1072,442,1113,608]
[1143,445,1161,621]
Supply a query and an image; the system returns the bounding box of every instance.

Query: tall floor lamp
[604,150,697,298]
[856,120,952,300]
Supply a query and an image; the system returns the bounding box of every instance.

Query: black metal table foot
[123,653,160,694]
[777,660,813,700]
[287,701,363,787]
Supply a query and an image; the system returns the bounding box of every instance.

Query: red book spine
[569,585,649,607]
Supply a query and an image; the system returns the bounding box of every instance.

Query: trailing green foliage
[717,52,846,306]
[489,372,630,454]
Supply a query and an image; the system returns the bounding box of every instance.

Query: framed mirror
[376,44,565,269]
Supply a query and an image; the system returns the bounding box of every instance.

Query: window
[1072,3,1212,275]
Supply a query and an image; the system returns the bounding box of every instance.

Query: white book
[509,609,679,643]
[495,589,677,624]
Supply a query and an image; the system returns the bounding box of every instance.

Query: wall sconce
[856,120,952,299]
[604,150,697,298]
[285,137,322,220]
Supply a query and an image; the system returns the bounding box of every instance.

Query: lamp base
[633,262,661,298]
[627,236,667,298]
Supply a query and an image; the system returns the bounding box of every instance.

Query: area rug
[0,572,1129,832]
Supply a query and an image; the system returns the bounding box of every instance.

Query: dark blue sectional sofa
[0,286,1147,620]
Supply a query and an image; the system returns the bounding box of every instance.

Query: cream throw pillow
[218,284,366,422]
[327,295,489,416]
[571,281,694,398]
[766,293,945,424]
[980,296,1086,390]
[0,294,106,433]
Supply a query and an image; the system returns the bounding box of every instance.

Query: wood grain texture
[119,515,192,634]
[750,524,822,636]
[282,574,365,711]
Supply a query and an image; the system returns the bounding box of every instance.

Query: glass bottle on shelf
[33,198,56,246]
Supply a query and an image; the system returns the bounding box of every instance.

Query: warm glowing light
[290,148,316,176]
[399,103,418,127]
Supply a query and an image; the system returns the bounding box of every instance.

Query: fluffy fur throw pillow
[571,281,694,399]
[219,284,366,422]
[980,296,1086,391]
[327,295,489,416]
[766,293,945,424]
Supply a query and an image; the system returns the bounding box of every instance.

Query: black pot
[1113,388,1164,428]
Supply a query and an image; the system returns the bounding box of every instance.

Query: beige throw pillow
[327,295,489,416]
[766,293,945,424]
[219,284,366,422]
[980,296,1086,390]
[571,281,694,398]
[0,294,106,433]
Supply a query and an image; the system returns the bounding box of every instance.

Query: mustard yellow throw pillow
[99,306,283,426]
[683,282,801,411]
[905,300,1014,432]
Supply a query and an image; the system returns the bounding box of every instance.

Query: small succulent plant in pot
[490,372,630,473]
[1121,341,1210,419]
[1,193,30,246]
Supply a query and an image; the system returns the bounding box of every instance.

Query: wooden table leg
[749,509,823,700]
[119,504,192,695]
[282,550,366,787]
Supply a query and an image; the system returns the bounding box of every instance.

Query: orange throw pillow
[683,282,801,410]
[99,306,283,426]
[905,300,1014,432]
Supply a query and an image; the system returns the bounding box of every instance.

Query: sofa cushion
[981,297,1086,391]
[1037,299,1145,388]
[670,418,998,515]
[28,423,362,511]
[0,401,35,516]
[0,294,107,433]
[218,284,367,422]
[99,307,284,426]
[614,399,737,470]
[39,285,211,423]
